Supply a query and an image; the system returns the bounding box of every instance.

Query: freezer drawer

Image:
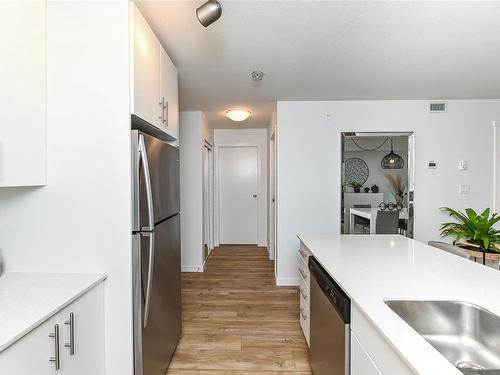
[133,214,181,375]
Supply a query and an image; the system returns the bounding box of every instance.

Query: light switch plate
[428,161,438,169]
[459,184,470,194]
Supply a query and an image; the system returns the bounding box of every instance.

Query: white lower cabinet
[351,303,414,375]
[298,242,311,346]
[0,283,104,375]
[351,332,382,375]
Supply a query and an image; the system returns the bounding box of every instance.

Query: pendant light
[381,138,404,169]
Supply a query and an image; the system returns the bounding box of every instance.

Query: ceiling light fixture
[226,109,251,122]
[196,0,222,28]
[381,138,404,169]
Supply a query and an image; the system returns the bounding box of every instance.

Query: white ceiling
[137,1,500,129]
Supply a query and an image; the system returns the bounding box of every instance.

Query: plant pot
[455,240,500,268]
[354,187,360,193]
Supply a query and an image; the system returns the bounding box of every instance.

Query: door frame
[269,130,277,261]
[339,131,415,237]
[215,144,262,246]
[203,141,214,260]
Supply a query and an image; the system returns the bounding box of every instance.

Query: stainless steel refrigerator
[131,130,181,375]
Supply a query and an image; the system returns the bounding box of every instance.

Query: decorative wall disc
[344,157,369,186]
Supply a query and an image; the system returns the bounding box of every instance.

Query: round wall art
[344,157,369,186]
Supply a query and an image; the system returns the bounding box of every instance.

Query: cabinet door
[0,1,46,186]
[58,283,105,375]
[160,47,179,141]
[0,317,57,375]
[351,332,382,375]
[132,3,161,129]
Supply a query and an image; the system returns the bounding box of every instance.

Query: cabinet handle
[48,324,60,370]
[158,97,165,122]
[299,307,308,320]
[163,100,168,126]
[298,268,307,279]
[299,287,308,300]
[64,312,75,355]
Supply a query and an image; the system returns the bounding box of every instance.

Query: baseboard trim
[276,277,300,286]
[181,265,204,273]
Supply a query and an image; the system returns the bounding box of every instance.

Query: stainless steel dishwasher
[308,256,350,375]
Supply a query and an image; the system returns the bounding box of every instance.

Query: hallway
[167,245,312,374]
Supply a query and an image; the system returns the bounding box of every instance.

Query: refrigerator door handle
[143,232,155,329]
[139,134,155,231]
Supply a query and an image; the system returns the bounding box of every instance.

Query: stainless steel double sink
[385,300,500,374]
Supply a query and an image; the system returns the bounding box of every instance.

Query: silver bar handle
[143,232,155,328]
[299,287,308,300]
[163,100,168,125]
[64,312,75,355]
[299,307,308,320]
[138,135,155,231]
[298,267,307,279]
[48,324,60,370]
[158,97,164,122]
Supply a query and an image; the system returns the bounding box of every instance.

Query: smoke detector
[251,71,264,81]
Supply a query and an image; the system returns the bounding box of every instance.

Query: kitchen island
[298,234,500,375]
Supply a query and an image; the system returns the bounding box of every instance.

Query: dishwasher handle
[309,256,350,323]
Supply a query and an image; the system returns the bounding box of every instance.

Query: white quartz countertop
[297,234,500,375]
[0,272,106,352]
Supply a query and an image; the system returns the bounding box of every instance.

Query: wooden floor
[167,245,312,375]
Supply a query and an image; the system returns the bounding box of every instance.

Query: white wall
[0,2,133,375]
[277,100,500,285]
[179,111,213,271]
[214,128,268,247]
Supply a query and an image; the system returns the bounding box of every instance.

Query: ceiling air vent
[428,102,447,113]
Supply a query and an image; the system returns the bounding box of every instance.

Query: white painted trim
[276,277,300,287]
[493,121,498,213]
[182,265,204,273]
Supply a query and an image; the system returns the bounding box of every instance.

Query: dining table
[349,207,408,234]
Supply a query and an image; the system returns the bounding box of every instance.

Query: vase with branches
[386,174,405,204]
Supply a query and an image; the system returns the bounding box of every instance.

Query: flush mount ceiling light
[381,138,404,169]
[196,0,222,28]
[226,109,251,122]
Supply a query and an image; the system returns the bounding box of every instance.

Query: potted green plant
[439,207,500,265]
[349,181,362,193]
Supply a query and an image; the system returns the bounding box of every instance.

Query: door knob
[252,194,257,198]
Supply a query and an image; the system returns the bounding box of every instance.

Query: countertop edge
[0,273,107,352]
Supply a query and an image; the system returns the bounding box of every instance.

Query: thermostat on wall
[428,161,438,169]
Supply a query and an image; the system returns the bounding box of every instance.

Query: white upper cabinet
[160,47,179,142]
[0,1,46,187]
[131,4,179,141]
[131,3,161,129]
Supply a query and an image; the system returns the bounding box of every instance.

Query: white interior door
[219,146,259,244]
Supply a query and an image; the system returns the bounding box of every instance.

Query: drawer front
[299,302,310,347]
[298,257,310,289]
[298,242,312,265]
[351,331,383,375]
[299,277,309,313]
